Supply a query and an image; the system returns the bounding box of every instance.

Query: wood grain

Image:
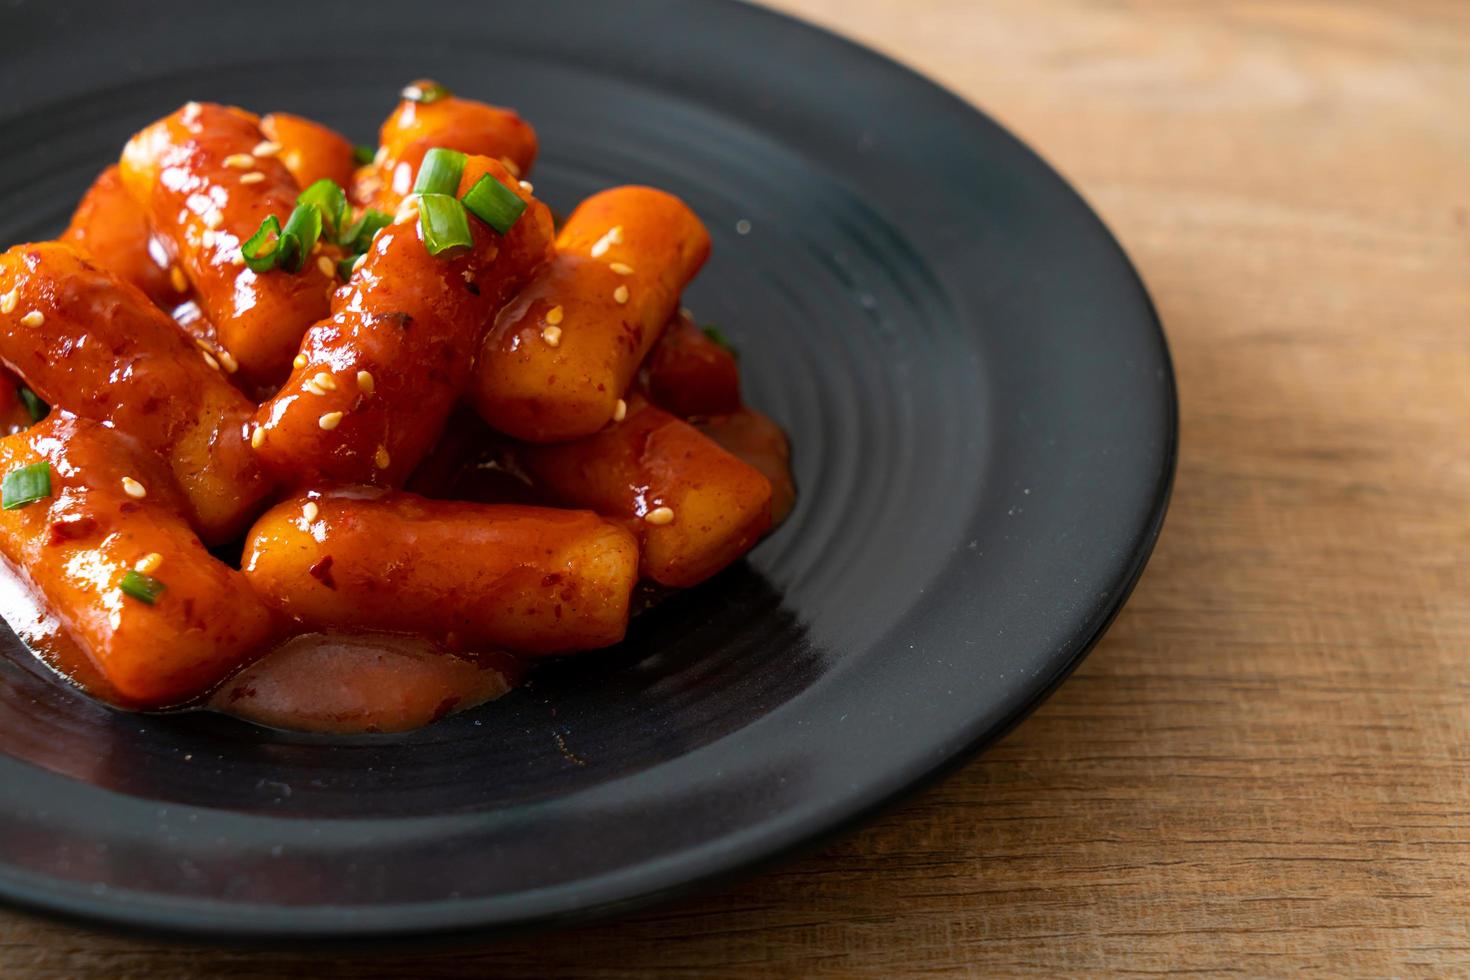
[5,0,1470,975]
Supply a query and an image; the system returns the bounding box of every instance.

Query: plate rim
[0,0,1178,944]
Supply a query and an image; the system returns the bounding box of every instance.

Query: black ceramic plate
[0,0,1174,942]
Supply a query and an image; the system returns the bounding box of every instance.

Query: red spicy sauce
[210,632,520,734]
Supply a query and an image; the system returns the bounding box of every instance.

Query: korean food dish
[0,82,794,733]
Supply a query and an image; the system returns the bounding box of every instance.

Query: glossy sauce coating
[0,243,272,542]
[120,102,336,385]
[243,490,639,655]
[169,297,216,346]
[355,90,538,212]
[62,165,181,308]
[0,417,277,708]
[0,93,794,734]
[645,311,743,418]
[210,632,517,734]
[473,187,712,442]
[254,156,553,486]
[698,407,797,527]
[260,112,357,190]
[0,371,39,436]
[514,395,773,588]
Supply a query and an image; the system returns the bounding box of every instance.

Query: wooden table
[6,1,1468,975]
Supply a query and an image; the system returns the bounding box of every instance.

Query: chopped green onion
[241,215,282,272]
[353,144,376,166]
[401,80,451,104]
[119,569,166,605]
[414,148,466,196]
[274,203,323,274]
[417,194,473,255]
[1,461,50,510]
[244,187,343,276]
[16,386,47,423]
[338,208,392,253]
[460,174,527,234]
[336,256,359,281]
[297,178,350,237]
[702,325,739,357]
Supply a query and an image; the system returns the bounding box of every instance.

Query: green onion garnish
[119,569,166,605]
[2,461,50,510]
[702,325,739,357]
[241,215,282,272]
[414,148,466,196]
[336,256,359,281]
[338,208,392,253]
[417,194,473,255]
[274,203,323,274]
[460,174,527,234]
[16,386,47,423]
[401,80,451,104]
[297,178,350,238]
[353,144,376,166]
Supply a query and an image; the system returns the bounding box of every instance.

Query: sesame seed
[353,253,367,273]
[250,426,264,449]
[545,305,564,325]
[253,140,282,157]
[542,326,563,347]
[204,209,223,229]
[312,372,338,391]
[223,153,255,169]
[293,353,308,370]
[0,289,16,314]
[613,285,629,304]
[499,156,522,178]
[20,311,44,328]
[302,501,320,522]
[609,262,634,275]
[318,411,344,430]
[201,350,220,370]
[374,445,391,470]
[240,172,266,184]
[217,348,238,373]
[304,380,326,396]
[374,145,389,166]
[316,256,335,278]
[613,398,627,422]
[169,266,188,292]
[518,180,534,193]
[589,225,622,258]
[134,552,164,574]
[356,370,375,394]
[645,506,675,526]
[121,477,147,499]
[195,339,213,352]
